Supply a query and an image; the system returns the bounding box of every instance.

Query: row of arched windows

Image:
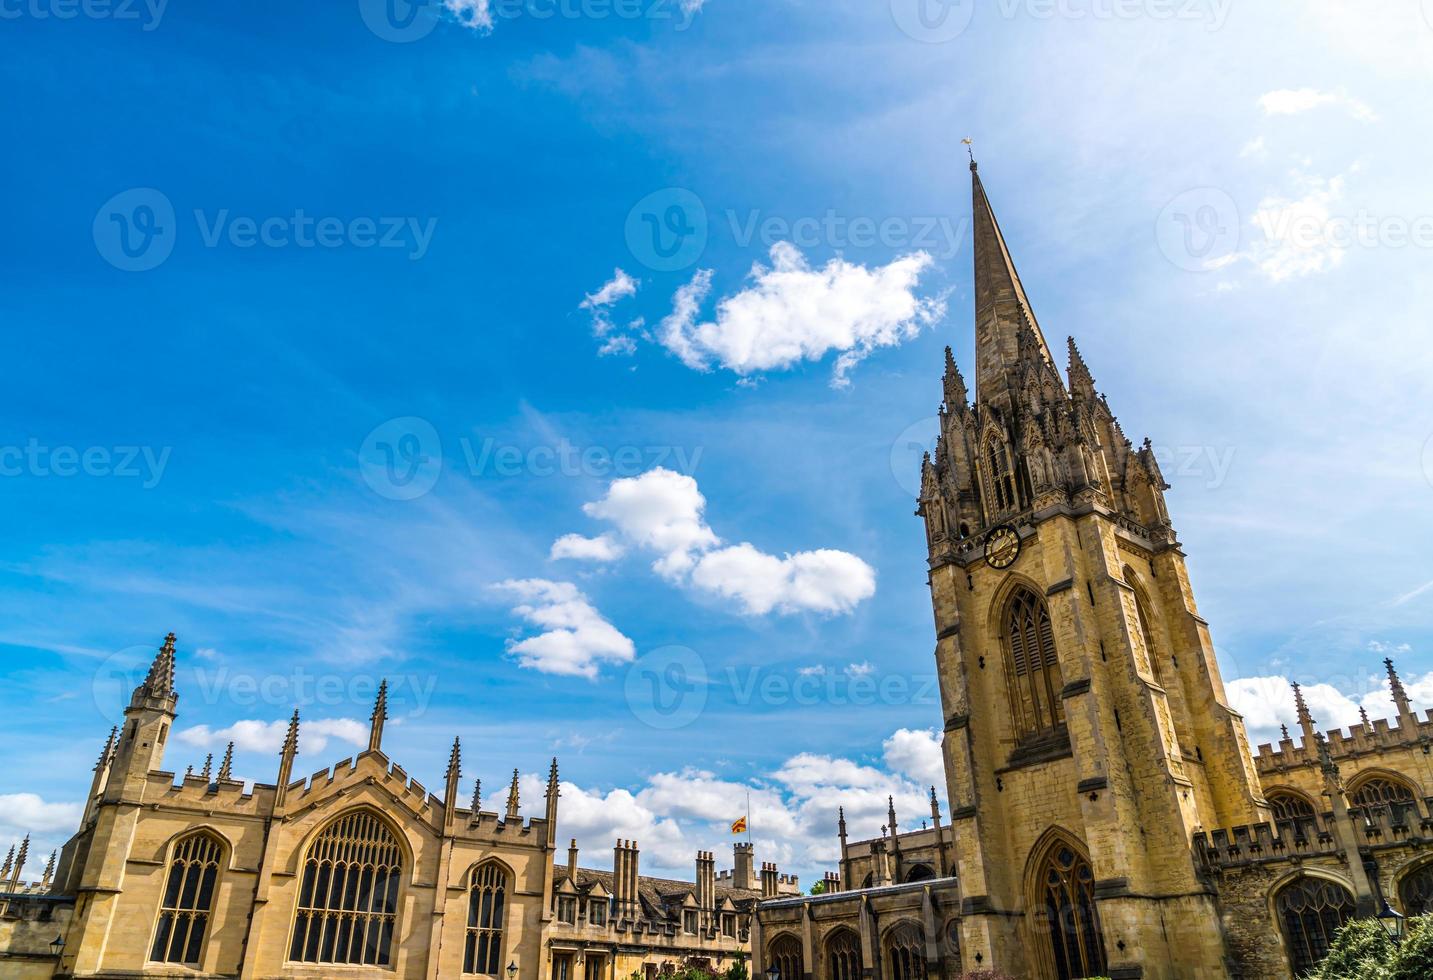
[769,922,930,980]
[1266,773,1420,825]
[147,810,511,974]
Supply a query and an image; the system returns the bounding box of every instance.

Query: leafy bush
[1307,913,1433,980]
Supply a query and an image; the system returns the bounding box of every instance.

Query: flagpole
[746,788,752,845]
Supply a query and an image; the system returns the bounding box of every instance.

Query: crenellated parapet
[1255,707,1433,773]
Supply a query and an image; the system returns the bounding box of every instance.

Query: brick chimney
[567,838,579,881]
[822,871,841,893]
[760,861,779,898]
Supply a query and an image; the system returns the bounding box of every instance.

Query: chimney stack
[613,839,641,919]
[733,841,754,890]
[823,871,841,893]
[568,839,579,881]
[760,861,779,898]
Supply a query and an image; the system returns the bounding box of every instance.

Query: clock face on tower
[984,524,1021,570]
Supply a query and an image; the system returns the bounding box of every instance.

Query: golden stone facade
[4,164,1433,980]
[0,636,793,978]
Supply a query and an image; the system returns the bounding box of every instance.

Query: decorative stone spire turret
[217,742,234,782]
[368,679,388,754]
[943,346,968,409]
[1,846,13,882]
[1067,335,1096,399]
[444,737,462,823]
[200,753,213,781]
[95,727,117,772]
[134,632,178,706]
[471,778,482,819]
[929,786,948,876]
[8,835,29,889]
[41,849,55,889]
[505,768,521,820]
[1386,658,1416,725]
[275,709,300,808]
[1292,682,1318,744]
[545,758,560,845]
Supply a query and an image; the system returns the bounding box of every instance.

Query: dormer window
[588,899,606,927]
[557,896,576,925]
[721,913,736,937]
[683,910,698,934]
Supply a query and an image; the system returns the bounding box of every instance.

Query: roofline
[757,876,958,909]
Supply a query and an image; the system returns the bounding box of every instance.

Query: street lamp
[507,961,519,980]
[1377,898,1406,943]
[766,967,780,980]
[49,935,65,956]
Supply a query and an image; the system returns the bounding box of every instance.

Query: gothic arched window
[1005,587,1064,738]
[903,863,935,883]
[289,809,402,966]
[1275,876,1355,976]
[1266,790,1317,823]
[769,934,803,980]
[465,861,509,975]
[825,928,861,980]
[984,437,1016,513]
[1349,775,1417,809]
[1034,840,1106,980]
[149,832,223,965]
[1399,862,1433,917]
[884,923,926,980]
[1124,568,1162,682]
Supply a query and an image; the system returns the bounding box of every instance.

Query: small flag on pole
[730,816,747,835]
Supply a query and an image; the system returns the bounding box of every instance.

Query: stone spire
[275,709,300,807]
[1359,706,1371,728]
[217,742,234,782]
[943,346,969,410]
[545,758,560,845]
[1067,335,1096,398]
[41,850,56,889]
[8,835,29,889]
[132,632,178,706]
[471,778,482,818]
[1,846,12,882]
[929,786,947,877]
[444,737,463,821]
[1386,658,1416,724]
[887,795,899,837]
[200,754,213,781]
[95,727,118,772]
[505,768,521,820]
[368,679,388,754]
[971,161,1054,402]
[1292,682,1318,744]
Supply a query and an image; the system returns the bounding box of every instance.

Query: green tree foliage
[1307,914,1433,980]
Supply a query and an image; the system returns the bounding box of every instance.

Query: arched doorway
[1274,875,1356,976]
[1029,835,1106,980]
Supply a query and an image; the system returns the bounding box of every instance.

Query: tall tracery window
[465,861,509,975]
[289,810,402,966]
[1037,842,1106,980]
[1005,587,1064,738]
[1350,776,1417,809]
[985,438,1016,513]
[1275,876,1355,976]
[884,923,927,980]
[1124,569,1162,682]
[1267,790,1317,823]
[149,832,223,964]
[769,934,802,980]
[1400,862,1433,917]
[825,928,861,980]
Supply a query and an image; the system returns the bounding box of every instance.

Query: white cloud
[578,468,875,616]
[1368,640,1412,655]
[844,661,875,678]
[550,533,626,563]
[492,579,636,679]
[0,793,83,873]
[581,469,719,579]
[177,717,368,757]
[539,730,947,881]
[659,243,946,388]
[796,665,826,677]
[1239,136,1267,160]
[581,268,639,311]
[1259,88,1377,122]
[1225,669,1433,746]
[1246,170,1348,281]
[445,0,494,32]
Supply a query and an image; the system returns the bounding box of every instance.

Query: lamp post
[507,961,519,980]
[765,967,780,980]
[1377,898,1406,944]
[49,935,65,957]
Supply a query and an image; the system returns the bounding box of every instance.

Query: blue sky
[2,0,1432,884]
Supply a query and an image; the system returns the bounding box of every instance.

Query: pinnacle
[447,737,462,778]
[137,632,178,702]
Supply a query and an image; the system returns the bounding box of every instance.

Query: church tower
[920,162,1268,980]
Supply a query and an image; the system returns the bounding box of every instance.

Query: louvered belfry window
[149,832,223,964]
[1006,586,1064,737]
[289,810,402,966]
[465,861,509,975]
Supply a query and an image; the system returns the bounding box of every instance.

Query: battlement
[1194,796,1433,873]
[1254,709,1433,772]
